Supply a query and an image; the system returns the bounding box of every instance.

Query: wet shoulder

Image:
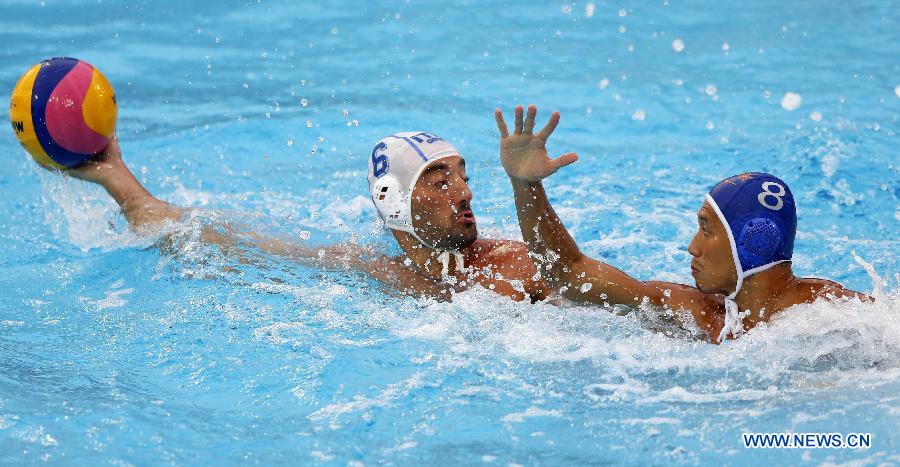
[781,277,865,307]
[471,239,530,264]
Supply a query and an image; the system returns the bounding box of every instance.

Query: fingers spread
[524,105,537,134]
[495,109,509,138]
[537,111,560,140]
[514,106,524,134]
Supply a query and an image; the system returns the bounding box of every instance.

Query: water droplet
[705,84,717,96]
[618,8,627,17]
[895,85,900,98]
[585,2,595,17]
[598,78,609,90]
[809,111,822,122]
[298,231,311,240]
[706,120,715,130]
[618,25,626,33]
[780,92,802,111]
[632,109,646,121]
[561,4,573,14]
[300,98,308,107]
[580,283,593,293]
[306,120,313,128]
[672,39,685,52]
[287,138,294,146]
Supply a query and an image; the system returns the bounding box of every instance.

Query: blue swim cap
[705,173,797,341]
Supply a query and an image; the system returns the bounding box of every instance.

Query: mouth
[690,263,701,276]
[456,209,476,225]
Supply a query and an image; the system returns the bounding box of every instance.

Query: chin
[693,276,713,293]
[694,278,733,296]
[459,228,478,248]
[437,227,478,251]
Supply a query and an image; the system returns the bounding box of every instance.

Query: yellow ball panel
[9,63,63,169]
[82,67,117,138]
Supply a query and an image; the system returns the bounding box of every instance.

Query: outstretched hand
[495,105,578,182]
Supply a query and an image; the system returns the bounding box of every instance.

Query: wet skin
[496,104,867,342]
[66,140,547,303]
[394,155,548,302]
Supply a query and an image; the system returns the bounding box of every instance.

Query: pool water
[1,1,898,465]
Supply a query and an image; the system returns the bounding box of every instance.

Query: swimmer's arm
[496,106,715,312]
[509,175,726,338]
[494,106,647,305]
[204,225,457,300]
[66,138,184,232]
[366,257,458,301]
[66,140,360,267]
[69,141,454,300]
[645,281,724,339]
[509,178,656,305]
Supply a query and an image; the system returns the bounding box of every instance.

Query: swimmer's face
[410,156,478,250]
[688,202,738,294]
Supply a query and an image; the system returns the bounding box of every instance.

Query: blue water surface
[1,1,898,465]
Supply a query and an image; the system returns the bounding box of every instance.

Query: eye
[433,179,448,188]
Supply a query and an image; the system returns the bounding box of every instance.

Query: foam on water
[2,0,898,464]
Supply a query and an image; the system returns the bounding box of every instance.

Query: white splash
[501,406,563,423]
[672,39,685,52]
[781,92,802,111]
[91,288,134,311]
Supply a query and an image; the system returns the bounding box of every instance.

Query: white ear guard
[371,175,413,234]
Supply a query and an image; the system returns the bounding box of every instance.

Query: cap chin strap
[720,292,748,344]
[399,226,466,277]
[718,261,786,343]
[437,250,466,276]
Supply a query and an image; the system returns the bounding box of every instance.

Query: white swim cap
[367,132,460,239]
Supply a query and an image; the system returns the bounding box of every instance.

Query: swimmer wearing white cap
[495,105,869,342]
[65,135,549,302]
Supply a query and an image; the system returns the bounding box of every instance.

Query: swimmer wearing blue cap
[66,136,549,303]
[495,105,868,342]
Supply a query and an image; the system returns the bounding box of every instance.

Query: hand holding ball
[9,57,117,169]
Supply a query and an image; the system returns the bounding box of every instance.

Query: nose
[688,230,701,258]
[456,175,473,204]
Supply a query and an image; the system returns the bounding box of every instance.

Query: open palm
[495,105,578,182]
